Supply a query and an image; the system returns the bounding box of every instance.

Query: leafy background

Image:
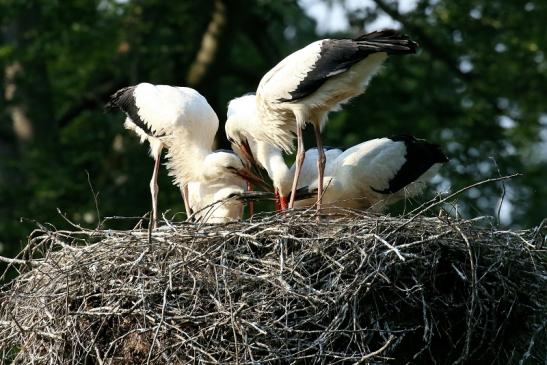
[1,0,545,268]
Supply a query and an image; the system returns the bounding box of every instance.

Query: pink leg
[149,155,161,229]
[313,125,326,212]
[288,127,305,209]
[181,184,192,221]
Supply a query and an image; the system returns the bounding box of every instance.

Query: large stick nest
[1,209,546,364]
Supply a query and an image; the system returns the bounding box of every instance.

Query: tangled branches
[0,210,545,364]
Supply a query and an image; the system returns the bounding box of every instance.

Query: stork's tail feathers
[353,29,419,54]
[389,134,449,163]
[291,186,318,201]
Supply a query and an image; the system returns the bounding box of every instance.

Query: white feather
[186,157,247,224]
[255,40,388,152]
[292,138,439,211]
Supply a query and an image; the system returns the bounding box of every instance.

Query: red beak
[274,189,281,212]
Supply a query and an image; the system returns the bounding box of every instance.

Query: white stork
[106,83,218,227]
[253,29,418,210]
[226,97,447,210]
[289,136,448,211]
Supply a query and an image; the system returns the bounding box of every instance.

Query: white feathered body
[187,180,246,224]
[256,40,387,152]
[120,83,218,163]
[111,83,252,223]
[292,138,443,211]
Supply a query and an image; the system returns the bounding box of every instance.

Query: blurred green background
[1,0,546,263]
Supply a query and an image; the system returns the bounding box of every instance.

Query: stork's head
[202,151,245,183]
[225,94,260,168]
[202,151,268,192]
[226,93,293,209]
[187,180,246,224]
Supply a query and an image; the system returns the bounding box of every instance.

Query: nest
[0,209,545,364]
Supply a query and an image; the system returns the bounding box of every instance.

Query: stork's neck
[255,142,292,196]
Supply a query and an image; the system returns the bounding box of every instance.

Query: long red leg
[288,127,305,209]
[313,125,326,212]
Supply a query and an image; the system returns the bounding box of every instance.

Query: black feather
[279,29,418,102]
[371,135,448,194]
[106,86,161,138]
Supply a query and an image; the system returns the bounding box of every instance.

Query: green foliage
[0,0,545,268]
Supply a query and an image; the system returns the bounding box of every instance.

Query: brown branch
[4,63,34,142]
[185,0,227,86]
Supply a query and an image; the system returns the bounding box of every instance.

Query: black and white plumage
[106,83,218,227]
[254,29,419,210]
[226,100,447,212]
[291,136,448,211]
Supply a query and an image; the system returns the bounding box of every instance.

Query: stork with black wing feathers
[254,29,419,210]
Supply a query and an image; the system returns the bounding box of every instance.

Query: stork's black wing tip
[105,86,136,112]
[370,185,392,194]
[388,134,448,164]
[353,29,419,53]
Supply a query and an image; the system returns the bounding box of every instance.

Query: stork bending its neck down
[107,83,218,227]
[226,95,448,212]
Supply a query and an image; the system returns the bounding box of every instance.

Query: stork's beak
[239,138,258,169]
[274,189,281,211]
[234,166,272,192]
[236,139,266,181]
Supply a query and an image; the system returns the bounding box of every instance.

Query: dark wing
[279,29,418,102]
[372,135,448,194]
[292,185,318,201]
[106,86,159,137]
[229,191,274,202]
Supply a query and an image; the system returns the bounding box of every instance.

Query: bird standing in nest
[253,29,419,210]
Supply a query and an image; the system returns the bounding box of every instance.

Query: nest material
[0,210,545,364]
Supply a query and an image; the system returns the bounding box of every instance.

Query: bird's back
[294,137,447,210]
[108,83,218,143]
